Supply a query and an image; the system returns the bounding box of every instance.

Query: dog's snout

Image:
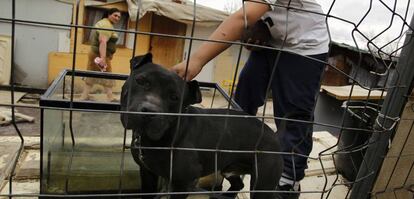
[137,95,162,114]
[139,105,157,113]
[138,102,160,119]
[140,106,150,113]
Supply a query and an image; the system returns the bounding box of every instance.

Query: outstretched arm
[172,1,270,80]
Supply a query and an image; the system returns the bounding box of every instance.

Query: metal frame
[38,68,242,197]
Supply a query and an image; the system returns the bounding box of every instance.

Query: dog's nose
[139,103,159,118]
[140,107,151,113]
[140,106,158,113]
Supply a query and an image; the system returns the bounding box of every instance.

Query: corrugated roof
[330,41,398,61]
[126,0,229,27]
[74,0,228,27]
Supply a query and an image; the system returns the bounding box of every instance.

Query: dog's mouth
[139,116,169,141]
[122,109,174,141]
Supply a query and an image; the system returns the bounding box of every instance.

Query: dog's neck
[140,122,177,146]
[140,111,192,147]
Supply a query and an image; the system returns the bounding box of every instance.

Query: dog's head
[120,53,202,140]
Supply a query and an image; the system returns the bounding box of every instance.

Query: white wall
[183,25,216,83]
[0,0,72,88]
[183,24,250,83]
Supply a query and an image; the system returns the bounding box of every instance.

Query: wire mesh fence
[0,0,414,198]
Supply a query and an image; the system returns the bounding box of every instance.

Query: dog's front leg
[140,167,159,199]
[168,145,202,199]
[249,153,282,199]
[169,180,197,199]
[223,175,244,198]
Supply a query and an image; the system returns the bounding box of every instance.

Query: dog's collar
[131,137,151,170]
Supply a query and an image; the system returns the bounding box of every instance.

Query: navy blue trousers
[234,49,327,181]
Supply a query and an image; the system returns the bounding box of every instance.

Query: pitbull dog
[120,53,283,199]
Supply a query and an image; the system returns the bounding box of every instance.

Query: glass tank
[39,69,239,195]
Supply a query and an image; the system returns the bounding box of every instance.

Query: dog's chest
[141,149,171,177]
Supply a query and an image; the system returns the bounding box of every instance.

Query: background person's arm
[98,34,109,66]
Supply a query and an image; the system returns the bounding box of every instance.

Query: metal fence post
[350,14,414,199]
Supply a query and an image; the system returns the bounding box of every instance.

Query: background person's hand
[242,19,272,51]
[171,60,203,81]
[94,57,107,72]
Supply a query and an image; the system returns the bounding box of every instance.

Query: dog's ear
[130,53,153,70]
[120,82,133,129]
[186,80,202,104]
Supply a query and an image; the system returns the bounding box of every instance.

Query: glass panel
[48,75,124,103]
[41,109,139,193]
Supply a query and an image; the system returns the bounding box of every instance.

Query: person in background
[80,8,121,102]
[172,0,329,198]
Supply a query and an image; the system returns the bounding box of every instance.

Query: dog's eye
[170,94,179,101]
[136,77,151,89]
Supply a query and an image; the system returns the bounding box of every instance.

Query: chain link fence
[0,0,414,198]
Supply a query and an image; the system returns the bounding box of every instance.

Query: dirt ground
[0,91,352,198]
[0,94,41,137]
[0,107,40,136]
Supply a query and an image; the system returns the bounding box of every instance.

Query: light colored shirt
[91,18,118,56]
[262,0,329,55]
[95,18,117,40]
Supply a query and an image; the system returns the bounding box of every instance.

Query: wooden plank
[150,14,186,68]
[387,157,414,189]
[374,192,397,199]
[373,120,414,192]
[402,123,414,155]
[321,85,387,100]
[0,136,40,148]
[0,180,39,196]
[395,189,413,199]
[374,189,413,199]
[406,167,414,188]
[0,142,21,190]
[399,100,414,120]
[15,150,40,180]
[128,12,152,56]
[387,120,413,156]
[0,35,11,86]
[373,157,399,192]
[373,99,414,194]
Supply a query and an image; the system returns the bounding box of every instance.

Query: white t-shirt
[262,0,329,55]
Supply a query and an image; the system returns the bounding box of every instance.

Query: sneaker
[275,184,300,199]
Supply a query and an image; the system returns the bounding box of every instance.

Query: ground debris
[0,108,35,126]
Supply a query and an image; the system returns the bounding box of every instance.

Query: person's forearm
[189,1,269,67]
[99,41,107,59]
[191,14,244,67]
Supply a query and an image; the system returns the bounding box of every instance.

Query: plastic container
[335,101,379,182]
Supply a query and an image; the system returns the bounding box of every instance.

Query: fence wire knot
[375,113,401,132]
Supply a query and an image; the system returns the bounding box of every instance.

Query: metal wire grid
[0,0,413,198]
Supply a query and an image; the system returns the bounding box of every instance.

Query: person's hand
[242,20,272,51]
[171,59,203,81]
[94,57,108,72]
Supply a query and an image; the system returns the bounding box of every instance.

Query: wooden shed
[322,42,397,88]
[47,0,229,85]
